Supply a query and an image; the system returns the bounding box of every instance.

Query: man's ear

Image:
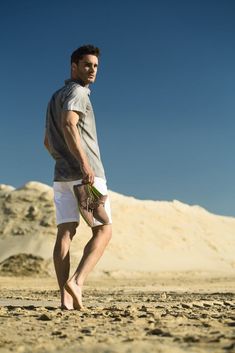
[71,62,78,79]
[71,62,78,72]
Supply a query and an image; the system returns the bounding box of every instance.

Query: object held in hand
[73,183,109,227]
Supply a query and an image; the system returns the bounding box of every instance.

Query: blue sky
[0,0,234,216]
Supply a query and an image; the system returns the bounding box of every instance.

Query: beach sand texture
[0,182,234,352]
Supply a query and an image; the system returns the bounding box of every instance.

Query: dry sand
[0,182,235,352]
[0,276,235,353]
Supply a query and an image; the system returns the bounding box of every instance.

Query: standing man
[44,45,112,310]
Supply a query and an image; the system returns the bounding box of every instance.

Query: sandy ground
[0,274,235,353]
[1,182,235,352]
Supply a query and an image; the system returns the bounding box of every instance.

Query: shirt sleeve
[45,102,50,128]
[62,87,87,115]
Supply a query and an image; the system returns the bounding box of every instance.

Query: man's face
[72,54,98,85]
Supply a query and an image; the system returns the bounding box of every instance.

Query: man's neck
[71,76,89,88]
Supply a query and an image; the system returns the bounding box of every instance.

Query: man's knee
[93,224,112,242]
[54,222,78,257]
[105,225,112,241]
[57,222,78,240]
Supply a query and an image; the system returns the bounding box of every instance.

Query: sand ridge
[0,181,235,276]
[0,253,50,277]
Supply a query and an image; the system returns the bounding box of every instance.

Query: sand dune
[0,181,235,276]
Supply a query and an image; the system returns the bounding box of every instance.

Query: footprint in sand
[146,328,172,337]
[80,327,96,336]
[37,314,52,321]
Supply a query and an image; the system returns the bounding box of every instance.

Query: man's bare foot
[64,280,84,310]
[60,288,74,310]
[60,304,73,310]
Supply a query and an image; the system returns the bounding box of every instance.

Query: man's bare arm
[61,110,95,184]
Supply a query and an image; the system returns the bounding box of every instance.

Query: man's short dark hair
[71,45,100,65]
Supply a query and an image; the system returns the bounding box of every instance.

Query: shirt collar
[64,79,91,95]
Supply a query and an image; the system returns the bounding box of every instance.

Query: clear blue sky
[0,0,234,216]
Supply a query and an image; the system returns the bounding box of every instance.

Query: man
[44,45,112,310]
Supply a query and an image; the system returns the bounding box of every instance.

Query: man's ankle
[74,276,84,287]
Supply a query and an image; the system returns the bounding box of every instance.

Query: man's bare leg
[53,222,78,310]
[65,224,112,310]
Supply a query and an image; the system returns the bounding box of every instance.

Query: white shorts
[53,177,112,227]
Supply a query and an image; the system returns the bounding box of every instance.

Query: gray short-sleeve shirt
[45,79,105,181]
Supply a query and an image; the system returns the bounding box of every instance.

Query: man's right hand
[81,161,95,185]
